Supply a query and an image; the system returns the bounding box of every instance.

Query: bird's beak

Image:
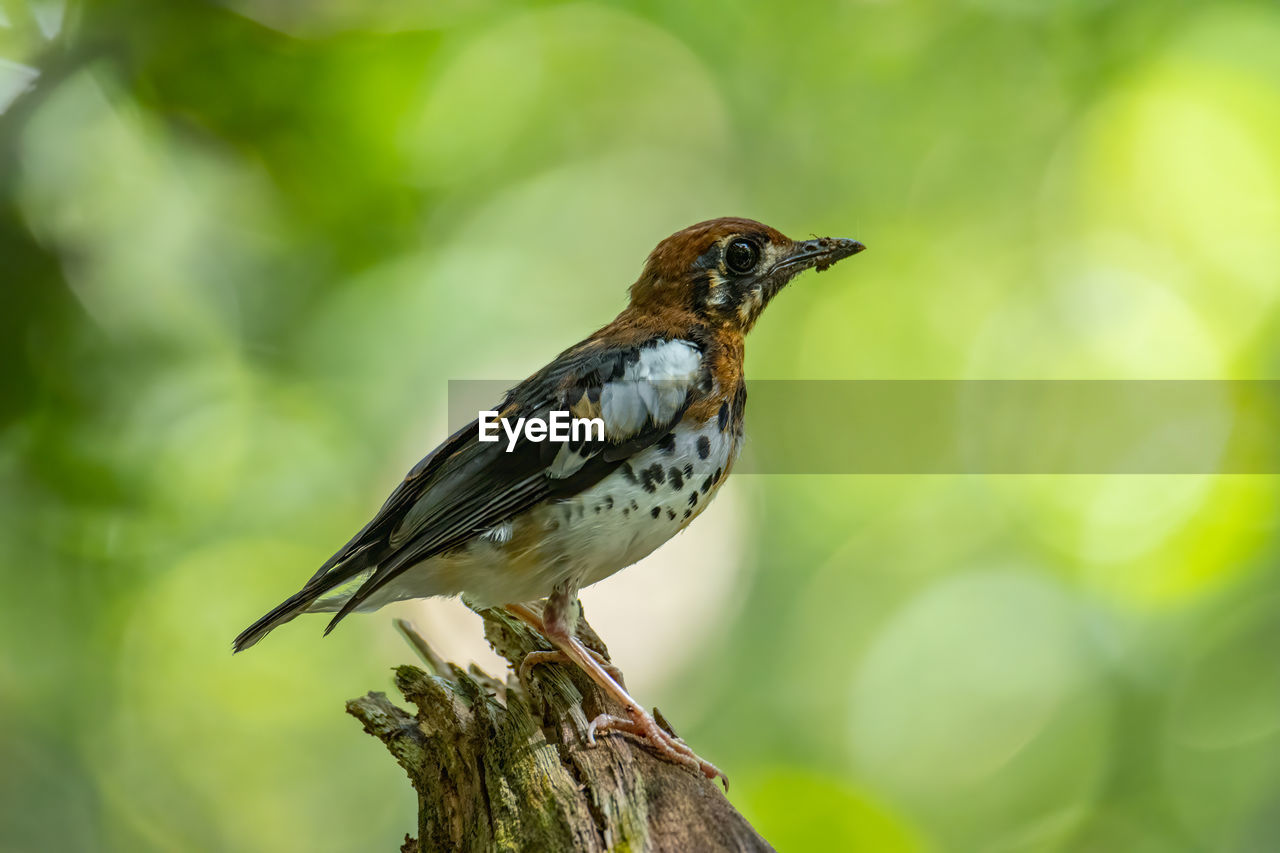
[773,237,866,275]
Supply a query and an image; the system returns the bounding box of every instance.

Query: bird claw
[519,648,625,686]
[517,650,561,684]
[504,601,722,785]
[588,707,728,789]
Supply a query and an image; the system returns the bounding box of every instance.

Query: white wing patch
[479,521,513,544]
[547,339,702,479]
[601,339,702,437]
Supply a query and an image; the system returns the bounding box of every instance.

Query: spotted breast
[536,405,741,592]
[305,337,745,613]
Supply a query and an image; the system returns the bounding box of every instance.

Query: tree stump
[346,604,773,852]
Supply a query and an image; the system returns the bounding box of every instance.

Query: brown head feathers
[627,217,864,334]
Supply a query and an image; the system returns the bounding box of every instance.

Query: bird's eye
[724,238,760,275]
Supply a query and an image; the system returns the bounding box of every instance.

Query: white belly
[543,416,739,590]
[365,417,740,610]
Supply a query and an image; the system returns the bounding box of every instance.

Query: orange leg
[508,603,627,686]
[505,591,726,788]
[519,649,626,687]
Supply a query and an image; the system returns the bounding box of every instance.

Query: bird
[234,217,865,784]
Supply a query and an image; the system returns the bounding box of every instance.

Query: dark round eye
[724,238,760,275]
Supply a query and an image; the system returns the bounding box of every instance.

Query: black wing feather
[234,336,706,651]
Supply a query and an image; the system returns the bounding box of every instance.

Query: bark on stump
[346,605,772,852]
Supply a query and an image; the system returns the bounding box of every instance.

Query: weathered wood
[347,605,773,852]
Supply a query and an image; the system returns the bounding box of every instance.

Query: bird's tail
[233,533,383,652]
[232,586,319,652]
[233,559,380,652]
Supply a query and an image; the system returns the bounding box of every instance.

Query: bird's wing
[319,336,708,631]
[298,419,476,589]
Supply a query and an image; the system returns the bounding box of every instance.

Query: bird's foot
[506,596,723,787]
[588,705,727,789]
[519,648,625,686]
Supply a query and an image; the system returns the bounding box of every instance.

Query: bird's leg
[505,590,727,787]
[519,650,627,686]
[507,602,625,686]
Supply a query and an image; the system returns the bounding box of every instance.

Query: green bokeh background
[4,1,1280,850]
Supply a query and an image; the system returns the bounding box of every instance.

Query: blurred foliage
[3,0,1280,850]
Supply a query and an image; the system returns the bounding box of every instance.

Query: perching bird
[234,217,864,782]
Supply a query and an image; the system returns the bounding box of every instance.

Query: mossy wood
[346,606,772,852]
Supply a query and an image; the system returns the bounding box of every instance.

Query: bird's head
[628,217,865,333]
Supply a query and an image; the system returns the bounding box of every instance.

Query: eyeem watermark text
[478,410,605,452]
